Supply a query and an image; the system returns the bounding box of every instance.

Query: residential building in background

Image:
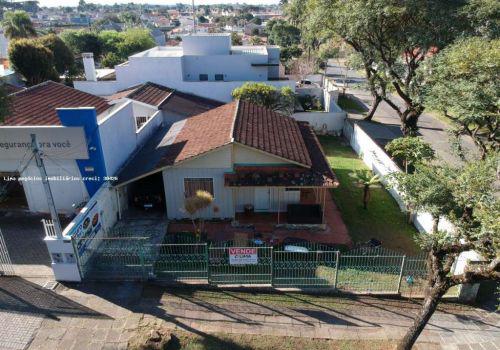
[74,33,292,102]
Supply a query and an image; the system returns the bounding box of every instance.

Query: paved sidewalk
[10,281,497,350]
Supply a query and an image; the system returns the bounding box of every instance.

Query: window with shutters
[183,178,214,198]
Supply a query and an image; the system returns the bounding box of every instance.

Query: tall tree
[9,39,59,86]
[0,85,11,123]
[60,29,102,58]
[268,21,300,47]
[2,10,36,39]
[314,0,465,135]
[424,37,499,159]
[390,158,499,349]
[37,34,74,75]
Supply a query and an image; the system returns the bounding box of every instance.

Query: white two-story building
[74,33,293,102]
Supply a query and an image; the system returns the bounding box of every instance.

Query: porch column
[322,188,326,224]
[277,187,280,225]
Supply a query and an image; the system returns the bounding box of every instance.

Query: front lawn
[319,136,420,255]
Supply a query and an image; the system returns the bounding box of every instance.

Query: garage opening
[127,172,166,213]
[0,172,28,211]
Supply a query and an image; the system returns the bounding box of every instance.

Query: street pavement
[325,60,479,165]
[0,279,496,350]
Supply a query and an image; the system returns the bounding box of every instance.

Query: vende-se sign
[229,247,258,265]
[0,126,89,160]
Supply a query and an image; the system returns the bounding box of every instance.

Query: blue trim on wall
[58,108,107,197]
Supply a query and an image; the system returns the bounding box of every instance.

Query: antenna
[192,0,196,33]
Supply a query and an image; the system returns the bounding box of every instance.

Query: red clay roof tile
[1,81,110,126]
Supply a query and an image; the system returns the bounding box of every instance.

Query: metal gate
[208,246,273,285]
[0,228,15,276]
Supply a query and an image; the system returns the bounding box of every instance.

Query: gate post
[397,255,406,294]
[205,243,210,283]
[333,250,340,289]
[44,220,81,282]
[270,246,274,287]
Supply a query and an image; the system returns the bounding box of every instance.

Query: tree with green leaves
[424,37,499,159]
[385,137,435,173]
[115,28,155,58]
[37,34,74,75]
[349,170,381,210]
[232,83,296,115]
[0,84,11,123]
[60,29,102,58]
[8,39,58,86]
[2,10,36,39]
[268,21,300,48]
[389,158,499,349]
[230,32,242,46]
[313,0,465,135]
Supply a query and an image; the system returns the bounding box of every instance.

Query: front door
[254,188,271,211]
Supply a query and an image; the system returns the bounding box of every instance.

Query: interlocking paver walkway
[10,282,495,350]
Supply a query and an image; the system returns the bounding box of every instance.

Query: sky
[36,0,279,7]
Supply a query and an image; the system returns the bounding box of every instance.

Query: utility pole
[31,134,63,239]
[192,0,196,33]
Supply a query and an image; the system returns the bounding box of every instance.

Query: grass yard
[337,94,367,114]
[160,331,396,350]
[318,136,420,255]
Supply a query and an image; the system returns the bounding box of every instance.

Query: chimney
[82,52,97,82]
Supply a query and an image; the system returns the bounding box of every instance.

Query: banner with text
[0,126,89,160]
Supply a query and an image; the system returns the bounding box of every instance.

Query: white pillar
[82,52,97,82]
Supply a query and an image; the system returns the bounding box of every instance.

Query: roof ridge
[10,80,53,97]
[230,99,240,141]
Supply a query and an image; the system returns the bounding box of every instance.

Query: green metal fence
[151,243,208,281]
[273,250,339,288]
[73,236,453,296]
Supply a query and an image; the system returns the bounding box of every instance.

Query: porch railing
[42,219,58,238]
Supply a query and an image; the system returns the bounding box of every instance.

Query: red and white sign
[229,248,258,265]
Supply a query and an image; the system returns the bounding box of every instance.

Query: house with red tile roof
[113,100,338,226]
[0,81,164,214]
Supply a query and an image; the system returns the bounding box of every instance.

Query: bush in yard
[385,137,435,173]
[232,83,296,115]
[183,190,214,238]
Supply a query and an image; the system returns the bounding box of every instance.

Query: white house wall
[163,167,234,219]
[98,101,161,176]
[182,55,268,82]
[162,146,233,219]
[233,144,293,165]
[19,159,88,213]
[234,187,300,213]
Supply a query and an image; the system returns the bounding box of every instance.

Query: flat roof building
[74,33,293,102]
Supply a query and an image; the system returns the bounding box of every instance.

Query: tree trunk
[432,217,440,234]
[364,94,381,121]
[398,285,447,350]
[363,185,369,209]
[401,110,420,136]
